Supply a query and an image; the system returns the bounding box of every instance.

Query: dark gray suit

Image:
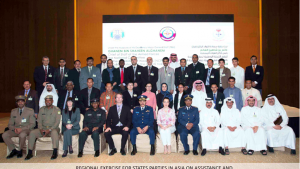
[79,66,101,90]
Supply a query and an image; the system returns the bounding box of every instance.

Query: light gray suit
[157,66,175,92]
[79,66,101,90]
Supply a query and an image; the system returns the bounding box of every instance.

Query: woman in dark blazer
[61,97,81,157]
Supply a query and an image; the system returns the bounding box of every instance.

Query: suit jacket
[122,90,140,110]
[102,68,120,91]
[217,67,231,89]
[57,90,80,111]
[33,65,55,95]
[188,62,206,87]
[8,107,36,131]
[106,105,132,128]
[61,108,81,133]
[207,92,225,113]
[79,66,101,90]
[245,65,264,89]
[79,87,100,114]
[142,65,158,93]
[126,64,143,91]
[204,68,220,87]
[18,89,39,114]
[68,68,81,91]
[96,63,105,76]
[157,66,175,91]
[174,92,186,113]
[53,67,70,91]
[115,67,128,90]
[175,67,191,87]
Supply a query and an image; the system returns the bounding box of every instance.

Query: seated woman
[62,97,81,157]
[156,83,173,110]
[157,97,176,154]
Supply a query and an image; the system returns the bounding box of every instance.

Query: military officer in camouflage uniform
[3,95,35,159]
[78,98,106,158]
[25,95,61,160]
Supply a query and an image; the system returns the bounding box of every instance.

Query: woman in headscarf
[191,80,207,112]
[156,83,173,110]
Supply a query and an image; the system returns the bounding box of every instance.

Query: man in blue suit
[130,95,155,156]
[177,94,200,155]
[79,57,101,90]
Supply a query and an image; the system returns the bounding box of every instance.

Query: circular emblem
[159,27,176,41]
[110,29,125,40]
[213,28,225,40]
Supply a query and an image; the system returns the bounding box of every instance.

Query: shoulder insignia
[57,111,61,115]
[192,106,197,108]
[179,106,184,109]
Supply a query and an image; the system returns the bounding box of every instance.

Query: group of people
[2,53,296,161]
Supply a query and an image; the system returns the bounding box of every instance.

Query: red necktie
[45,66,47,81]
[121,68,124,84]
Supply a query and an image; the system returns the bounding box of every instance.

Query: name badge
[21,118,26,123]
[232,73,235,76]
[253,114,257,118]
[64,74,68,77]
[168,73,171,77]
[88,114,92,116]
[75,97,78,101]
[256,72,260,75]
[48,74,52,77]
[185,74,188,77]
[93,74,96,77]
[136,112,139,114]
[196,71,199,74]
[28,97,32,101]
[106,96,110,99]
[138,72,141,75]
[222,74,226,77]
[150,73,154,76]
[230,95,233,97]
[218,101,222,104]
[133,94,137,97]
[182,112,186,115]
[97,114,101,116]
[211,75,214,78]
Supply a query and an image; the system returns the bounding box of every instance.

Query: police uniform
[78,98,106,157]
[130,95,155,155]
[177,94,200,155]
[25,95,61,160]
[3,95,36,159]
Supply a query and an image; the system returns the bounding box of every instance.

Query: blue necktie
[213,93,216,109]
[206,69,211,85]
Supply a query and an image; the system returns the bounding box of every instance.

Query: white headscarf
[191,80,207,111]
[221,97,237,112]
[199,98,220,131]
[220,97,241,127]
[39,84,58,108]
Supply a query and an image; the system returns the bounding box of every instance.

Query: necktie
[165,67,167,76]
[25,90,28,102]
[117,106,121,118]
[78,69,81,75]
[45,66,47,81]
[60,68,64,86]
[88,89,91,106]
[141,107,144,111]
[20,109,22,116]
[89,67,91,74]
[64,91,70,109]
[121,68,124,84]
[213,94,216,109]
[253,65,256,73]
[206,69,211,85]
[133,66,136,81]
[148,67,151,81]
[187,107,189,110]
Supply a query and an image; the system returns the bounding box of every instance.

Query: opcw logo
[159,27,176,41]
[111,29,125,40]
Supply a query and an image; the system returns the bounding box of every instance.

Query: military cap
[44,95,53,99]
[15,95,26,101]
[184,94,193,100]
[91,98,100,103]
[138,95,147,101]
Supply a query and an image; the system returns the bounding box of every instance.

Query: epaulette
[192,106,197,108]
[179,106,185,109]
[12,108,18,111]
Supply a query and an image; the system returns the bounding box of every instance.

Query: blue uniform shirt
[178,106,199,127]
[132,105,154,129]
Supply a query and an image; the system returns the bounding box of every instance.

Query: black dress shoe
[193,150,198,155]
[109,148,117,156]
[150,145,155,156]
[51,151,58,160]
[69,146,73,154]
[120,149,126,156]
[183,150,190,155]
[94,150,100,157]
[6,150,18,159]
[17,151,23,158]
[291,149,296,155]
[268,147,274,153]
[201,149,207,156]
[131,144,137,156]
[24,153,33,160]
[219,147,225,155]
[62,150,68,157]
[78,150,83,158]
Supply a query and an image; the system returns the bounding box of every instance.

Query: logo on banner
[111,29,124,40]
[159,27,176,41]
[213,29,225,40]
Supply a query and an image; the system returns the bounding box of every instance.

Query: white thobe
[241,106,267,151]
[191,90,207,112]
[199,108,224,149]
[242,88,262,107]
[230,66,244,90]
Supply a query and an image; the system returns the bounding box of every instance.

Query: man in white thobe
[220,97,246,155]
[242,79,262,107]
[262,94,296,155]
[241,96,267,155]
[39,83,58,108]
[230,57,244,90]
[199,98,225,156]
[191,80,207,112]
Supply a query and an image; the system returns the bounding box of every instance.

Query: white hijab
[39,84,58,108]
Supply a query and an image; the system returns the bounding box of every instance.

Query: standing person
[205,59,220,94]
[53,58,69,93]
[18,80,39,117]
[68,60,81,91]
[142,83,157,133]
[223,77,243,111]
[245,55,264,96]
[79,57,101,90]
[156,83,173,110]
[187,54,205,93]
[168,53,180,70]
[142,57,158,93]
[241,96,267,155]
[61,98,81,157]
[122,81,140,113]
[57,81,80,111]
[175,58,190,93]
[102,59,120,92]
[39,84,58,108]
[157,57,175,94]
[127,56,143,92]
[78,78,100,115]
[3,96,35,159]
[191,80,207,112]
[34,56,55,97]
[100,82,116,116]
[78,98,106,158]
[157,98,176,154]
[242,79,262,107]
[105,93,132,156]
[96,54,108,94]
[230,57,245,90]
[207,84,225,113]
[217,58,231,93]
[116,59,128,92]
[174,83,186,114]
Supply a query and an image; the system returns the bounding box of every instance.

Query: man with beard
[39,83,58,108]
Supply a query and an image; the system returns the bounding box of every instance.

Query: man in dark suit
[205,59,220,94]
[53,58,69,93]
[175,58,191,93]
[33,56,55,97]
[127,56,143,92]
[57,81,80,111]
[245,55,264,95]
[207,83,225,113]
[96,54,107,94]
[187,54,205,93]
[104,93,132,156]
[17,80,39,117]
[116,59,127,92]
[122,81,140,113]
[79,78,100,115]
[102,59,120,92]
[142,57,158,93]
[67,60,81,91]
